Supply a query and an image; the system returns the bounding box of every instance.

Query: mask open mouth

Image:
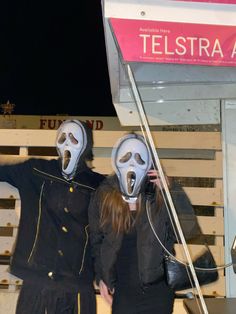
[63,150,71,170]
[127,171,136,194]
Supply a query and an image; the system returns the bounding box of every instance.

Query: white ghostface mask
[112,134,152,202]
[56,120,87,180]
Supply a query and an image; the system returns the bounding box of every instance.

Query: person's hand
[99,280,114,306]
[147,169,170,189]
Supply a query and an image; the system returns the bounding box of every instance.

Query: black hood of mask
[80,120,94,162]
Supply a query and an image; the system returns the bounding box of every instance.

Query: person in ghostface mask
[88,133,202,314]
[0,119,105,314]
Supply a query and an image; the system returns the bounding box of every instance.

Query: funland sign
[110,18,236,67]
[0,115,123,130]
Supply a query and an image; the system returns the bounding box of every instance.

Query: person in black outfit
[88,133,202,314]
[0,119,105,314]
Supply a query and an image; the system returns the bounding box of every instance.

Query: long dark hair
[98,176,163,234]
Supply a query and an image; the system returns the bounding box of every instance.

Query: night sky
[0,1,116,116]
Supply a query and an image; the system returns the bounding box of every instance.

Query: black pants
[16,280,96,314]
[112,280,175,314]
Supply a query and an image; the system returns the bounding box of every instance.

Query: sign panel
[0,115,121,130]
[110,18,236,66]
[172,1,236,3]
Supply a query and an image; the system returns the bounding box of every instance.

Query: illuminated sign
[110,18,236,66]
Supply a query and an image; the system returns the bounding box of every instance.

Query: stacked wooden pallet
[0,129,224,313]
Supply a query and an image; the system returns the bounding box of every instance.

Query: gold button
[62,226,68,233]
[69,187,73,192]
[64,207,69,213]
[58,250,64,256]
[48,271,54,278]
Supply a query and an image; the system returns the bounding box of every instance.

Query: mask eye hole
[119,152,132,163]
[57,133,66,144]
[135,153,145,165]
[69,133,78,144]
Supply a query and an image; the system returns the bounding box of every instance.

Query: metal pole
[126,63,209,314]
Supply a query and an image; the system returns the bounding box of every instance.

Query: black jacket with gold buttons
[0,158,105,288]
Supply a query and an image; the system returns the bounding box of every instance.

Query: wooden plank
[0,266,22,285]
[149,131,221,150]
[0,210,19,227]
[173,299,188,314]
[0,154,222,180]
[92,155,223,177]
[162,155,222,178]
[93,131,221,149]
[0,148,218,161]
[0,129,57,147]
[0,130,221,150]
[0,291,18,313]
[197,216,224,236]
[0,183,19,199]
[184,186,223,207]
[20,182,211,208]
[15,200,21,220]
[97,295,111,314]
[0,237,16,255]
[19,147,28,156]
[0,155,223,180]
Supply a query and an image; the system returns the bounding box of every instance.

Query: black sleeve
[0,161,31,188]
[170,180,202,241]
[88,189,104,285]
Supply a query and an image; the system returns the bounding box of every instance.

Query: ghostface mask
[112,134,152,203]
[56,120,87,180]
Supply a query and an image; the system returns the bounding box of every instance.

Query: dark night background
[0,1,116,116]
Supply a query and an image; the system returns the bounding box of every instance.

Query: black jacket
[0,158,105,288]
[88,175,201,290]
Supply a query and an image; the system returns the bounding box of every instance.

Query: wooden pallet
[0,129,225,298]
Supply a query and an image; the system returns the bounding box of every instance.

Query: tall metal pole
[126,63,209,314]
